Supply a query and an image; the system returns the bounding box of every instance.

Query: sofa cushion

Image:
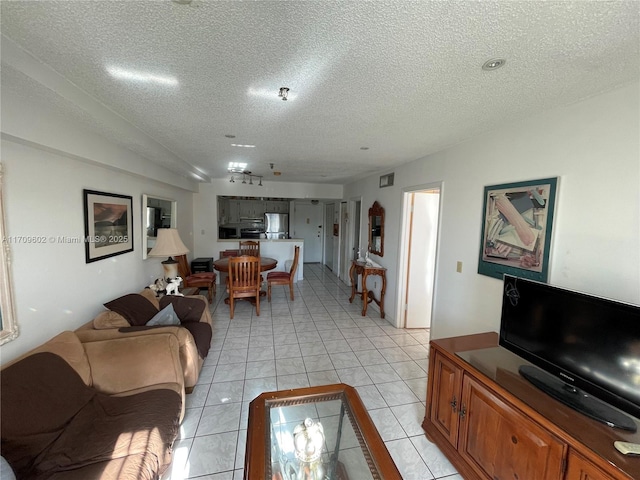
[25,331,92,386]
[1,352,96,477]
[93,310,129,329]
[159,296,205,323]
[104,293,158,326]
[139,287,161,310]
[35,389,180,480]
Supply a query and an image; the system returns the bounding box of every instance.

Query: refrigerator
[264,213,289,239]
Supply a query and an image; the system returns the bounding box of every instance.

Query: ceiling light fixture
[230,143,256,148]
[229,175,235,183]
[278,87,290,101]
[106,67,178,86]
[482,58,506,71]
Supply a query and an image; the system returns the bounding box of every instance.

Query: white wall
[0,141,195,362]
[345,81,640,339]
[193,179,342,261]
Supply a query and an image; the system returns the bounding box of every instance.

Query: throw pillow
[93,311,129,330]
[104,294,158,326]
[1,456,16,480]
[159,296,205,323]
[146,304,180,326]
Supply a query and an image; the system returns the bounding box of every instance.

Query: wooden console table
[349,260,386,318]
[423,332,639,480]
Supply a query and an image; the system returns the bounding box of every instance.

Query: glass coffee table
[244,383,401,480]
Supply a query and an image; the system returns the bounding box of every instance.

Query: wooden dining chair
[239,241,260,257]
[226,255,261,319]
[176,255,216,303]
[267,246,300,302]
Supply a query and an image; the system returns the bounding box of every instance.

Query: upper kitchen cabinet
[218,198,241,223]
[218,197,290,224]
[239,200,264,219]
[266,200,289,213]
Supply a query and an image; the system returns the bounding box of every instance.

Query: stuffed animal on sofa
[148,278,167,297]
[165,276,183,296]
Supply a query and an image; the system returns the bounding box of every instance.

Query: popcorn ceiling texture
[1,1,638,184]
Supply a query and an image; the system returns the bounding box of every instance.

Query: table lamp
[148,228,189,280]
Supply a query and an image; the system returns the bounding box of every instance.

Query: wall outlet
[456,261,463,273]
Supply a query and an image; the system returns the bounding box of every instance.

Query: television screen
[499,275,640,425]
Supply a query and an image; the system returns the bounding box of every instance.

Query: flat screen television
[499,274,640,431]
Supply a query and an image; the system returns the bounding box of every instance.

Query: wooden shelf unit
[423,332,640,480]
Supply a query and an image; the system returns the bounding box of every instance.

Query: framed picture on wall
[478,177,558,282]
[83,189,134,263]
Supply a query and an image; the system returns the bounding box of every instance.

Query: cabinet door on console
[429,351,463,447]
[565,449,625,480]
[458,375,566,480]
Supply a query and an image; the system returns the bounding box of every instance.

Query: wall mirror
[142,194,177,259]
[0,164,18,345]
[368,200,384,257]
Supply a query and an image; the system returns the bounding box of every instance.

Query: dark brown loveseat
[1,331,184,480]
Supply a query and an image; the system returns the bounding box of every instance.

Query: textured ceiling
[1,1,638,184]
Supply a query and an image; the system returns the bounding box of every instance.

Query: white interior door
[404,189,441,329]
[292,202,323,263]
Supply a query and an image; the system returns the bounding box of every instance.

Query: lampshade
[149,228,189,257]
[148,228,189,280]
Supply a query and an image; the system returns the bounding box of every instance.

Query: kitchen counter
[217,239,304,281]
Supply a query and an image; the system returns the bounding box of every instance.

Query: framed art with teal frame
[478,177,558,282]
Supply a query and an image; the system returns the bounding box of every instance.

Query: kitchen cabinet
[239,200,264,219]
[266,200,289,213]
[423,333,638,480]
[228,201,240,223]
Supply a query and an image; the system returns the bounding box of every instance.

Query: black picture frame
[478,177,558,282]
[83,189,134,263]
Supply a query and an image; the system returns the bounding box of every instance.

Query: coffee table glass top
[245,384,401,480]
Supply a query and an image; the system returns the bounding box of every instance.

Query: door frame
[395,182,443,328]
[342,196,362,285]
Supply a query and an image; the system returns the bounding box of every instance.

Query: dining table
[213,256,278,304]
[213,256,278,273]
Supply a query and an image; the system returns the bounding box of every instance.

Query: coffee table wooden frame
[244,383,401,480]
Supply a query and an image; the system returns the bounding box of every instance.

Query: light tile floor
[163,263,462,480]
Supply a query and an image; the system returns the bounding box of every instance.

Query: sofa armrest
[81,333,183,396]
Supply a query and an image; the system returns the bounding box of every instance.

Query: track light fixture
[278,87,289,101]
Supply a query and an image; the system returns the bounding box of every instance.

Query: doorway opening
[397,185,442,329]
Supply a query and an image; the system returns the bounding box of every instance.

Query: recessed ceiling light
[106,67,178,86]
[231,144,256,148]
[228,162,247,172]
[482,58,506,71]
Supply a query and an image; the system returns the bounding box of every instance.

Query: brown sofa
[0,330,184,480]
[75,289,212,392]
